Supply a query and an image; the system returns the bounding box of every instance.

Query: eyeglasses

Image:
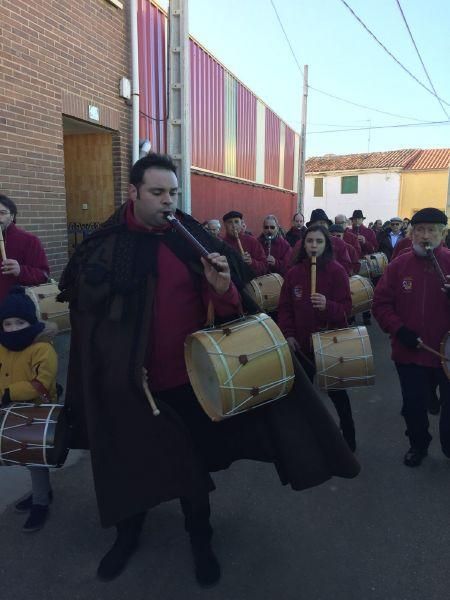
[0,210,10,217]
[264,225,276,229]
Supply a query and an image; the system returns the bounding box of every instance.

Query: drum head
[440,332,450,380]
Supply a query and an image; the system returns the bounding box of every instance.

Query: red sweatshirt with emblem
[0,224,49,301]
[373,244,450,367]
[278,258,351,355]
[223,233,267,276]
[125,203,241,391]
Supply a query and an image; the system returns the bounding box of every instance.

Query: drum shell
[350,275,374,316]
[0,403,69,467]
[27,283,70,333]
[363,253,388,279]
[312,326,374,390]
[244,274,284,313]
[185,313,294,421]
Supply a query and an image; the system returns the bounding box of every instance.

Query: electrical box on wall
[120,77,131,100]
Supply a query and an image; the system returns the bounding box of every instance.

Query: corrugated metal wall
[138,0,297,195]
[264,109,280,187]
[190,40,224,173]
[138,0,167,152]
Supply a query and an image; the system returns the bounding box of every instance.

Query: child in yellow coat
[0,286,58,531]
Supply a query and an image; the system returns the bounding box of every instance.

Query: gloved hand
[396,326,420,349]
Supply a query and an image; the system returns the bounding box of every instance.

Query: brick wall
[0,0,131,277]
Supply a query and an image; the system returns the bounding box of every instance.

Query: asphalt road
[1,323,450,600]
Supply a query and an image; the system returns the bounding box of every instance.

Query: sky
[159,0,450,158]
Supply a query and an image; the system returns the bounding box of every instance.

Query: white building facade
[304,169,402,225]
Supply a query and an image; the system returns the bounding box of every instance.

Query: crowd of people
[1,152,449,589]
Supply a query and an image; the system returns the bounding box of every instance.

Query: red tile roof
[306,149,420,173]
[403,148,450,170]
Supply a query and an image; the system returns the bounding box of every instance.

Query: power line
[269,0,304,76]
[339,0,450,108]
[395,0,449,119]
[309,119,450,134]
[268,0,433,123]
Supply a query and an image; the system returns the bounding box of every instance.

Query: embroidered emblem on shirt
[293,285,303,298]
[402,277,413,291]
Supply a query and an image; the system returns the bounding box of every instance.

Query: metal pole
[167,0,191,213]
[446,164,450,218]
[297,65,308,214]
[130,0,140,165]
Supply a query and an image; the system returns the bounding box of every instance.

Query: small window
[314,177,323,197]
[341,176,358,194]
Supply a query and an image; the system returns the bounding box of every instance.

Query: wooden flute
[425,244,448,288]
[164,212,221,271]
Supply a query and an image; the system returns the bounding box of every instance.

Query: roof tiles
[403,148,450,170]
[306,149,420,173]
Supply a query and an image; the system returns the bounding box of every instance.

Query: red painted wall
[191,170,297,234]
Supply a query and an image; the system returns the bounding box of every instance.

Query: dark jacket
[59,205,359,527]
[377,228,405,262]
[286,226,306,248]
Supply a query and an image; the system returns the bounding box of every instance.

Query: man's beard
[412,240,440,256]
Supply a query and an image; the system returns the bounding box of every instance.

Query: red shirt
[223,233,267,276]
[373,244,450,367]
[352,224,378,254]
[391,237,412,261]
[0,223,49,301]
[125,202,241,391]
[258,234,293,275]
[278,259,351,354]
[343,229,362,259]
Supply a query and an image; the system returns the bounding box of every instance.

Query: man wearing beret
[350,209,378,255]
[222,211,267,276]
[373,207,450,466]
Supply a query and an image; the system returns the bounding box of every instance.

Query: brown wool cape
[59,205,360,528]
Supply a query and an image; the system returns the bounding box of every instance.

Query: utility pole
[446,164,450,217]
[167,0,191,213]
[297,65,308,214]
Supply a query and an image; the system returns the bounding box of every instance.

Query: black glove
[396,326,420,349]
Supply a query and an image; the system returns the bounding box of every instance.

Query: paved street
[1,323,450,600]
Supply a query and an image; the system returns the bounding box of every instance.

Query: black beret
[222,210,243,222]
[410,208,447,226]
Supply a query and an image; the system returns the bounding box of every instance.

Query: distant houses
[305,149,450,222]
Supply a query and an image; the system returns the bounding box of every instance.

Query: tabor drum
[358,259,370,279]
[363,253,388,279]
[312,326,375,391]
[350,275,374,316]
[244,273,284,313]
[27,283,70,333]
[0,403,69,467]
[185,313,294,421]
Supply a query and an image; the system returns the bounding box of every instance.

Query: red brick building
[0,0,131,276]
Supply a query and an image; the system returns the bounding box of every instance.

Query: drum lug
[250,387,260,396]
[339,357,345,364]
[26,418,34,425]
[222,327,232,336]
[238,355,249,365]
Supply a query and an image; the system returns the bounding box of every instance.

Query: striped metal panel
[264,109,280,186]
[293,133,300,193]
[190,40,224,173]
[236,83,256,181]
[224,72,237,176]
[138,0,167,152]
[283,126,295,191]
[278,122,285,188]
[255,100,266,184]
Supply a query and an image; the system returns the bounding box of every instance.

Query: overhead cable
[268,0,432,123]
[339,0,450,108]
[309,119,450,134]
[395,0,449,119]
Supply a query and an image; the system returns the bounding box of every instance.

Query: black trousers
[396,363,450,454]
[298,354,354,435]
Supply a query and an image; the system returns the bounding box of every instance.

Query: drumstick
[0,227,6,262]
[418,340,450,362]
[311,253,317,294]
[142,367,160,416]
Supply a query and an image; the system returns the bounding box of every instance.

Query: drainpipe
[130,0,140,165]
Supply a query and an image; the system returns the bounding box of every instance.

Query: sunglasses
[264,225,276,229]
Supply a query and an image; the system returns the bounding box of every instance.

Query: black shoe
[97,537,140,581]
[341,424,356,452]
[23,504,49,532]
[403,448,427,467]
[15,490,53,514]
[191,542,221,587]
